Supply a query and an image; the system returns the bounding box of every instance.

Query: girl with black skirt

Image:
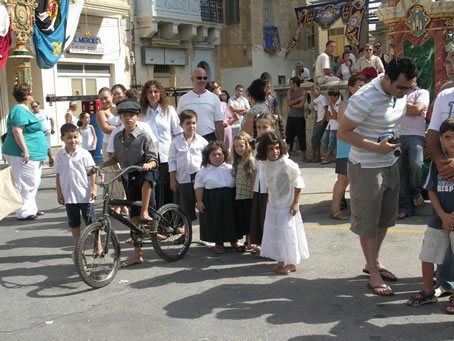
[194,141,241,254]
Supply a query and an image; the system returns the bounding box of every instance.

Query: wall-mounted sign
[68,36,105,55]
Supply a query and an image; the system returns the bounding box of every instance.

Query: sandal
[406,290,437,307]
[447,295,454,314]
[329,209,347,220]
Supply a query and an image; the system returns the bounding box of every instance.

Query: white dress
[260,155,310,264]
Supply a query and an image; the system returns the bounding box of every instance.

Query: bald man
[176,68,224,142]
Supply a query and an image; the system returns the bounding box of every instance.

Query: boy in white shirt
[169,109,208,221]
[310,85,329,162]
[55,123,96,245]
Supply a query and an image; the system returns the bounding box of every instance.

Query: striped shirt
[344,77,407,168]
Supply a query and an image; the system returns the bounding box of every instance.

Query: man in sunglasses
[31,100,56,167]
[338,57,417,297]
[355,43,384,74]
[177,67,224,142]
[373,41,389,68]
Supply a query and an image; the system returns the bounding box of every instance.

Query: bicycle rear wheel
[151,204,192,262]
[74,221,121,288]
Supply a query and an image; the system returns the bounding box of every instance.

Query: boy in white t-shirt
[168,109,208,221]
[55,123,96,246]
[309,85,328,162]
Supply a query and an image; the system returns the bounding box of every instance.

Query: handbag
[0,165,24,220]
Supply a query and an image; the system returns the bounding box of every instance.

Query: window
[225,0,240,25]
[154,65,170,73]
[263,0,274,27]
[307,26,315,49]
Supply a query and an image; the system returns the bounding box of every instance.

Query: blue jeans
[436,248,454,291]
[398,135,425,216]
[321,128,337,152]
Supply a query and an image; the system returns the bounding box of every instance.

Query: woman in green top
[2,83,47,220]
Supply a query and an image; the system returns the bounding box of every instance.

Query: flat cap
[116,99,141,114]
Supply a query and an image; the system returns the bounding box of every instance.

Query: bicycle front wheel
[151,204,192,262]
[74,221,121,288]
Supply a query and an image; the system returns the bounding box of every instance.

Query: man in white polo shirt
[338,57,418,296]
[228,84,250,127]
[177,68,224,142]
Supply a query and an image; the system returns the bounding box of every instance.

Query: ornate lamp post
[7,0,37,86]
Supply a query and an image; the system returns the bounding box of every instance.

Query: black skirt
[249,192,268,244]
[199,187,237,243]
[235,198,252,238]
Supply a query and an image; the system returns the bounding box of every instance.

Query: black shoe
[36,211,45,216]
[18,215,38,221]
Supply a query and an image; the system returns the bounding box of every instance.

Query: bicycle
[74,165,191,288]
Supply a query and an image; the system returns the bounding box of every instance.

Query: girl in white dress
[256,132,310,274]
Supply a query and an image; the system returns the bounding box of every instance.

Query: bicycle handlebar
[91,165,144,186]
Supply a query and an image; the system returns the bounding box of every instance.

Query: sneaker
[434,285,454,298]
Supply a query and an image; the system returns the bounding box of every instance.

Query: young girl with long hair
[194,141,242,254]
[256,132,309,273]
[249,113,280,255]
[78,112,97,159]
[232,132,255,249]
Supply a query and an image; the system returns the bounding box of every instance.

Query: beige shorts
[347,162,399,238]
[419,227,454,264]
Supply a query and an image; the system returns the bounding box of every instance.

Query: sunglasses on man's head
[196,76,208,80]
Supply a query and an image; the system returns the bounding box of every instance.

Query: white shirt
[54,146,95,204]
[253,147,268,193]
[344,76,407,168]
[177,91,224,136]
[291,68,311,81]
[315,52,331,80]
[194,163,235,190]
[141,104,182,163]
[80,126,95,151]
[428,87,454,132]
[313,95,328,122]
[400,88,430,137]
[228,95,250,125]
[106,121,157,154]
[327,97,341,130]
[265,155,305,208]
[168,134,208,184]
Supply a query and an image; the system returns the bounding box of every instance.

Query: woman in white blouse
[139,80,182,208]
[336,51,354,81]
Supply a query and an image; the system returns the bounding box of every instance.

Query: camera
[377,133,401,157]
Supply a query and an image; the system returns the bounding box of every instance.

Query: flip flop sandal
[329,209,347,220]
[362,268,398,282]
[367,283,394,296]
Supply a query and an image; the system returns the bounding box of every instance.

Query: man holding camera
[338,57,418,296]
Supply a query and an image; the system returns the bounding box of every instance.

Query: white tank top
[80,126,95,150]
[103,113,120,143]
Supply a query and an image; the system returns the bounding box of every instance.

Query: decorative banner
[264,26,281,52]
[33,0,69,69]
[64,0,84,50]
[286,0,369,57]
[0,4,11,70]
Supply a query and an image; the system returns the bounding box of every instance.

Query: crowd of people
[2,41,454,313]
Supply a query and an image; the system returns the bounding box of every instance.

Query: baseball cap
[355,67,378,78]
[116,99,141,114]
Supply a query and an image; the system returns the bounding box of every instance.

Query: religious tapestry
[264,26,281,52]
[286,0,369,57]
[33,0,69,69]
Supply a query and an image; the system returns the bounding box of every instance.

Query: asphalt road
[1,157,453,340]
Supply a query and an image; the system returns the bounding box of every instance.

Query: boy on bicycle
[95,99,158,267]
[55,123,96,246]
